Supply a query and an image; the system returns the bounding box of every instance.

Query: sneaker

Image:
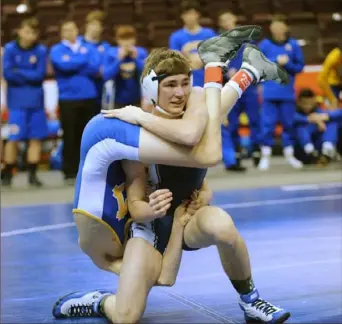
[197,25,262,65]
[225,164,247,172]
[285,156,303,169]
[241,44,290,85]
[1,171,12,186]
[252,146,261,167]
[239,289,291,323]
[52,290,112,318]
[28,174,43,187]
[258,156,270,171]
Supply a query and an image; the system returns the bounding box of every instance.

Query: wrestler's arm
[136,87,208,146]
[156,205,187,287]
[123,160,169,222]
[138,87,223,168]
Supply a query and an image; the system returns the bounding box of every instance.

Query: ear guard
[141,69,159,106]
[141,69,194,106]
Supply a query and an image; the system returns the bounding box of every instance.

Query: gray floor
[1,157,341,207]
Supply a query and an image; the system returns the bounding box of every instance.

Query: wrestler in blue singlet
[73,114,141,245]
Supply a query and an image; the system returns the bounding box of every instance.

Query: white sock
[322,142,335,158]
[304,143,314,154]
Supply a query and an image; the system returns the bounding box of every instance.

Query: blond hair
[141,48,191,79]
[86,10,105,23]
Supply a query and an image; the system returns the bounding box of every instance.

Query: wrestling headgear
[141,69,193,106]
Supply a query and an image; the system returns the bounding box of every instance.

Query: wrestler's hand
[149,189,173,219]
[174,203,192,227]
[101,105,144,125]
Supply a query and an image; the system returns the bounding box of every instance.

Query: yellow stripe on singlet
[72,208,133,246]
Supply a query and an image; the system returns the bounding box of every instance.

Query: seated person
[294,89,338,165]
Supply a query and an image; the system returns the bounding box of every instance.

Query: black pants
[59,99,97,179]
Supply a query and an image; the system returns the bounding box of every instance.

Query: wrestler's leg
[74,213,124,272]
[101,238,162,323]
[183,206,252,282]
[183,206,291,323]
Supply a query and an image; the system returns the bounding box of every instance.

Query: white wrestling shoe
[52,290,112,318]
[239,288,291,323]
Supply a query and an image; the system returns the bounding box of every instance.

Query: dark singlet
[148,164,207,254]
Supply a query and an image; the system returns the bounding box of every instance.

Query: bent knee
[113,306,143,324]
[196,206,238,243]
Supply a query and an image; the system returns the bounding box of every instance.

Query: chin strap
[153,105,185,117]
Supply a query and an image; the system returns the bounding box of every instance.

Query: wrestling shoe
[241,44,290,85]
[197,25,262,65]
[239,288,291,323]
[52,290,112,318]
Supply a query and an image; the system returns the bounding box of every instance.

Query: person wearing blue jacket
[258,17,304,171]
[2,18,48,187]
[50,20,101,183]
[218,11,261,171]
[102,25,148,109]
[169,0,216,87]
[80,10,111,111]
[294,89,338,165]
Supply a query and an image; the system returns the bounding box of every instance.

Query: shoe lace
[68,303,95,317]
[68,294,100,317]
[251,299,278,316]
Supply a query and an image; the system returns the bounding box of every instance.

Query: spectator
[102,25,148,109]
[317,41,342,109]
[2,17,48,187]
[50,20,100,184]
[294,89,338,165]
[169,0,216,87]
[80,10,111,111]
[258,16,304,171]
[218,11,261,172]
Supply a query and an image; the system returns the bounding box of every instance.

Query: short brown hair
[86,10,105,23]
[115,25,136,39]
[180,0,200,14]
[271,14,288,25]
[20,17,39,31]
[142,48,191,79]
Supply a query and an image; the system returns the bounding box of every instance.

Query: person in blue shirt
[168,0,216,87]
[103,25,148,109]
[294,89,338,165]
[218,11,261,172]
[80,10,111,111]
[50,20,101,183]
[2,17,48,187]
[258,16,304,171]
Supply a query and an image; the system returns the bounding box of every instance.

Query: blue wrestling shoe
[52,290,112,318]
[239,288,291,323]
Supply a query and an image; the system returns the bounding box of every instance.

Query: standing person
[317,43,342,110]
[50,20,100,184]
[80,10,111,112]
[258,16,304,170]
[2,17,48,187]
[218,11,261,171]
[169,0,216,87]
[102,25,148,109]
